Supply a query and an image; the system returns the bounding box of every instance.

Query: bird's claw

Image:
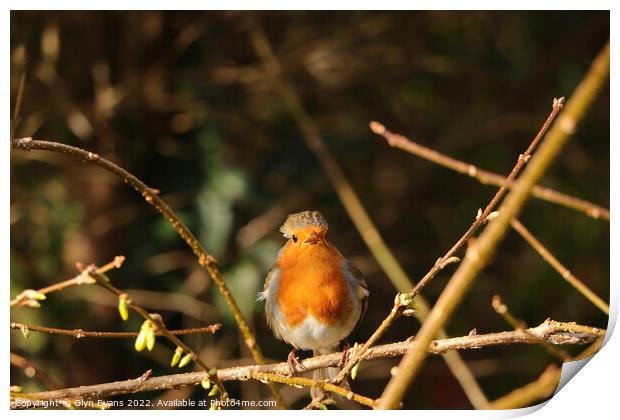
[338,341,350,368]
[287,349,303,376]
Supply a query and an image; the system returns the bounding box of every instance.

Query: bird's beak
[303,232,322,245]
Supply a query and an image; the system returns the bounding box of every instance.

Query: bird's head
[280,210,328,246]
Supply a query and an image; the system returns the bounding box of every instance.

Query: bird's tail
[311,346,349,400]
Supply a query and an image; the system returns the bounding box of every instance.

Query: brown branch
[371,122,609,222]
[249,20,489,409]
[10,352,61,390]
[11,322,221,338]
[491,295,571,362]
[483,336,604,410]
[16,320,603,404]
[338,95,565,386]
[249,372,375,408]
[10,256,125,307]
[377,41,610,409]
[11,50,27,142]
[10,139,284,406]
[410,96,565,299]
[80,266,229,400]
[510,219,609,314]
[484,364,561,410]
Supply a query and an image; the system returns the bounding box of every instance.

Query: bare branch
[10,352,61,390]
[10,256,125,308]
[10,138,284,406]
[483,335,604,410]
[11,322,221,339]
[492,295,571,361]
[484,365,561,410]
[377,41,610,409]
[370,122,609,222]
[249,19,488,409]
[15,320,603,404]
[510,219,609,314]
[11,49,27,141]
[339,95,565,386]
[81,265,229,400]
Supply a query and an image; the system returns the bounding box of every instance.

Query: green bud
[178,353,193,368]
[201,378,211,390]
[317,403,328,410]
[398,292,415,307]
[24,289,47,301]
[170,347,183,367]
[146,328,156,351]
[351,361,361,380]
[118,296,129,321]
[134,329,147,352]
[20,325,30,338]
[208,384,219,397]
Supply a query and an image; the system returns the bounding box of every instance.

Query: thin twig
[510,219,609,314]
[9,138,284,407]
[10,256,125,307]
[249,21,489,409]
[377,41,610,409]
[491,295,571,362]
[15,320,603,403]
[410,95,566,299]
[338,95,565,385]
[249,372,375,408]
[483,336,604,410]
[484,364,561,410]
[11,322,221,338]
[82,266,229,400]
[10,352,61,390]
[371,122,609,221]
[11,52,27,141]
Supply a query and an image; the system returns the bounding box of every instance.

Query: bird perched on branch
[259,210,369,400]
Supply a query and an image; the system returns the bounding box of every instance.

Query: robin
[259,210,369,400]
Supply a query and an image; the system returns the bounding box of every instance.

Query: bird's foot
[338,341,350,368]
[287,349,303,376]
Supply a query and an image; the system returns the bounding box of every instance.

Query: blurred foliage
[10,11,609,409]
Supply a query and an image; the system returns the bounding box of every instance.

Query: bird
[258,210,369,400]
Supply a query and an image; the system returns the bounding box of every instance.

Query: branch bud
[178,353,193,368]
[170,347,183,367]
[118,294,129,321]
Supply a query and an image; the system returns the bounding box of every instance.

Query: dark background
[10,11,609,409]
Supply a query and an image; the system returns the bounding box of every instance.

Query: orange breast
[276,242,352,327]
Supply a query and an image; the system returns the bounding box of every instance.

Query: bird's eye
[292,235,298,243]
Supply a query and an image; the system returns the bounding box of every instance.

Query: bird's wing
[258,262,283,340]
[342,258,369,332]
